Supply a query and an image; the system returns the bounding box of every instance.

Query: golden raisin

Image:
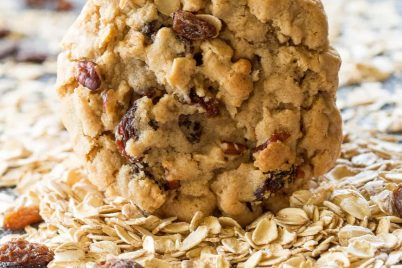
[0,239,54,267]
[3,206,43,231]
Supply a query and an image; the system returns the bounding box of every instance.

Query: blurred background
[0,0,402,213]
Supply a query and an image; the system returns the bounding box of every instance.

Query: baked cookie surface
[57,0,342,225]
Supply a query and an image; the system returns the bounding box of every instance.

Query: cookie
[57,0,342,225]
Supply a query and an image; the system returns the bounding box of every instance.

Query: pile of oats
[1,1,402,267]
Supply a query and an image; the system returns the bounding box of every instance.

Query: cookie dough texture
[57,0,342,225]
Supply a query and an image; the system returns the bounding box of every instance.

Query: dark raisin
[254,167,296,201]
[77,60,102,91]
[0,40,18,60]
[166,180,181,190]
[221,141,247,155]
[178,115,202,144]
[0,29,10,39]
[0,239,54,267]
[97,259,143,268]
[148,119,159,130]
[3,206,42,231]
[25,0,45,7]
[173,11,217,41]
[138,87,164,104]
[16,50,47,64]
[254,131,291,153]
[141,20,162,42]
[189,89,220,117]
[194,52,203,66]
[246,202,253,212]
[393,186,402,217]
[115,104,139,162]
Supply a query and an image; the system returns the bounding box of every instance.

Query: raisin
[25,0,45,7]
[16,51,47,64]
[115,104,139,163]
[221,141,247,155]
[0,239,54,267]
[189,90,220,117]
[0,40,18,60]
[173,11,217,41]
[178,115,202,144]
[77,60,102,91]
[56,0,74,11]
[148,119,159,131]
[254,167,296,201]
[141,21,162,42]
[246,202,254,212]
[194,52,203,66]
[3,206,42,231]
[138,87,164,104]
[0,29,10,39]
[393,186,402,217]
[254,131,291,153]
[166,180,181,190]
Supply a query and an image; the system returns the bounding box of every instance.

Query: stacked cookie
[57,0,342,225]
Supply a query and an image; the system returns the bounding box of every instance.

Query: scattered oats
[386,251,402,266]
[162,222,190,234]
[218,217,242,229]
[221,238,249,254]
[276,208,309,226]
[180,225,208,251]
[114,225,142,246]
[89,241,120,256]
[338,225,374,246]
[201,216,221,235]
[316,252,350,268]
[142,235,155,254]
[243,250,263,268]
[251,218,278,245]
[347,236,378,258]
[323,201,345,217]
[332,189,371,220]
[152,217,177,234]
[189,211,204,232]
